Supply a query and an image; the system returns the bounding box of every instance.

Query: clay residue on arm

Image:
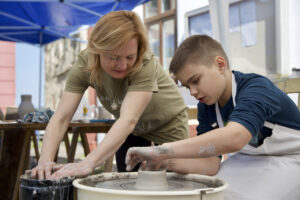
[197,143,216,157]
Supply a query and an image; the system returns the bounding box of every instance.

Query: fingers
[49,162,94,180]
[125,148,140,171]
[30,169,38,179]
[30,161,56,180]
[38,166,45,180]
[157,159,169,170]
[52,164,64,171]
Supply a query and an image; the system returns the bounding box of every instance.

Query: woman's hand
[30,161,57,180]
[125,146,171,171]
[49,161,94,180]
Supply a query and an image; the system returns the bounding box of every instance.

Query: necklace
[110,80,122,110]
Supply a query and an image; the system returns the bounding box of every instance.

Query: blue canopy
[0,0,148,45]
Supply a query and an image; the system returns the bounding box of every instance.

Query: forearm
[167,157,221,175]
[85,91,152,168]
[84,117,137,168]
[39,115,70,163]
[163,122,252,159]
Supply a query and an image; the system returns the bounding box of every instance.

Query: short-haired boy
[125,35,300,200]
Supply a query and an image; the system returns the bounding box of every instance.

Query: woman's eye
[127,56,135,60]
[110,56,118,61]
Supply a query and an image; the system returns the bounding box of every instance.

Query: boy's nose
[189,87,197,97]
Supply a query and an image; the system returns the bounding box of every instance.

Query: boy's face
[175,57,228,106]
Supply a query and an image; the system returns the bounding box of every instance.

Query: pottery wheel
[95,178,209,191]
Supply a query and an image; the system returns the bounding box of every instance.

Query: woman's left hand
[49,161,94,180]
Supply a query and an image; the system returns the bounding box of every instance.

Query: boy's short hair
[169,35,229,74]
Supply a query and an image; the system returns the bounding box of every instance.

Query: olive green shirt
[65,49,188,144]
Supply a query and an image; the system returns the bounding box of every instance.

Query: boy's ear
[215,56,227,72]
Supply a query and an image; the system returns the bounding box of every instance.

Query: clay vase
[18,95,35,119]
[135,170,168,190]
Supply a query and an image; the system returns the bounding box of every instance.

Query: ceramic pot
[18,95,35,119]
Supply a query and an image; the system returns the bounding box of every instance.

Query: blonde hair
[169,35,229,74]
[87,10,149,86]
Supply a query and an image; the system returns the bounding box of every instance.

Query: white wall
[133,5,144,22]
[289,0,300,74]
[177,0,208,106]
[16,43,44,109]
[177,0,209,45]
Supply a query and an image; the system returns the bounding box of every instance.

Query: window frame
[143,0,177,69]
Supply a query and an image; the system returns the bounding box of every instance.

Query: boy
[125,35,300,200]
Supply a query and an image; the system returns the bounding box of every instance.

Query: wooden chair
[187,106,198,120]
[4,106,40,161]
[0,109,4,120]
[274,77,300,109]
[187,106,198,137]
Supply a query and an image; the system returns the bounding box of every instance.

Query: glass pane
[145,0,158,18]
[161,0,176,13]
[148,24,160,59]
[188,12,213,36]
[162,19,175,70]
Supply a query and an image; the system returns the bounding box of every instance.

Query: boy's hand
[125,146,170,171]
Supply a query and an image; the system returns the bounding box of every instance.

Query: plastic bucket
[19,174,74,200]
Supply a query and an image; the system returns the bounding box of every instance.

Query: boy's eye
[191,78,199,84]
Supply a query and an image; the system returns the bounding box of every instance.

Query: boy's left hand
[125,146,170,171]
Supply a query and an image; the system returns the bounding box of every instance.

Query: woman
[31,10,189,180]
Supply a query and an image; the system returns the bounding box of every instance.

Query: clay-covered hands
[125,146,171,171]
[30,161,94,180]
[30,161,57,180]
[48,161,94,179]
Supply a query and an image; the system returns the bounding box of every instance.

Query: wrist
[38,157,54,165]
[84,155,99,169]
[160,143,173,159]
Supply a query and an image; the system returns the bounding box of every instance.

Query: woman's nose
[116,58,127,70]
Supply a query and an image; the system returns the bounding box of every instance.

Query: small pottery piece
[135,170,168,190]
[18,95,35,119]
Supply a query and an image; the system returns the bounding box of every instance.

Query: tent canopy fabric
[0,0,148,45]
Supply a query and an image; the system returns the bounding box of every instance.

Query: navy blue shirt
[197,71,300,147]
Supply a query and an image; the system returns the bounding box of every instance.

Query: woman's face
[100,37,138,79]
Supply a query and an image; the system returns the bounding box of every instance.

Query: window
[144,0,176,70]
[185,0,277,76]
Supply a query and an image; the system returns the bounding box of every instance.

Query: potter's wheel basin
[73,172,228,200]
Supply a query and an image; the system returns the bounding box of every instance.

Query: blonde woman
[31,10,189,179]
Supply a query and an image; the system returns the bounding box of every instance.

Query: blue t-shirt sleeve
[229,76,281,137]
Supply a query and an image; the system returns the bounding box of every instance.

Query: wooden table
[0,121,113,200]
